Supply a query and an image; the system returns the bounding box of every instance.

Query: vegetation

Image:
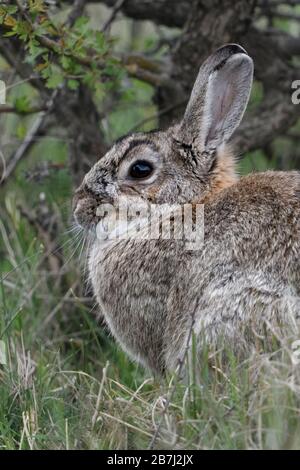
[0,0,300,450]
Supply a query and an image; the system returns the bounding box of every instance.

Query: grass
[1,194,300,450]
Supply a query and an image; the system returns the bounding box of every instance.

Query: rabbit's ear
[179,44,253,155]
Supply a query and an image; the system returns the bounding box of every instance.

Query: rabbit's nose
[73,183,97,209]
[73,184,100,230]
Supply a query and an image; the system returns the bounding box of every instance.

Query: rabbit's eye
[129,160,154,179]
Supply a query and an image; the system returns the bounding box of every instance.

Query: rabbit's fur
[74,45,300,374]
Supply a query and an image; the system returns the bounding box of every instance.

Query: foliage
[0,2,123,99]
[1,221,300,449]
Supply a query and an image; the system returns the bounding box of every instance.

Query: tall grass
[1,196,300,450]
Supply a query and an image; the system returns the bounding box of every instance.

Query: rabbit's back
[188,171,300,355]
[165,170,300,366]
[204,170,300,276]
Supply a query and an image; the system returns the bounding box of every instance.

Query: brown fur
[73,44,300,375]
[199,146,238,204]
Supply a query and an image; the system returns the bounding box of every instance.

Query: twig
[91,361,109,429]
[125,64,166,87]
[37,282,79,331]
[269,10,300,21]
[102,0,127,32]
[0,147,6,185]
[13,1,105,69]
[285,132,300,141]
[261,28,300,56]
[4,4,167,87]
[0,104,48,114]
[17,201,63,274]
[258,0,300,5]
[65,0,86,27]
[24,161,66,182]
[0,90,58,186]
[128,101,186,133]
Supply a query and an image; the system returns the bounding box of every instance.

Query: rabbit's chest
[88,238,179,371]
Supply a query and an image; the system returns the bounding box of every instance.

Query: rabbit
[73,44,300,375]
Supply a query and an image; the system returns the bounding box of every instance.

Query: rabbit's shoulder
[206,170,300,221]
[238,170,300,201]
[202,170,300,272]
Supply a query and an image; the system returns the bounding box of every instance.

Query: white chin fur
[96,215,150,245]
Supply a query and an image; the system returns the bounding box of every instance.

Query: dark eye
[129,160,154,179]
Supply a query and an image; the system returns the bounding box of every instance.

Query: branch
[0,41,47,96]
[0,17,167,88]
[0,104,48,114]
[0,90,58,186]
[242,26,298,89]
[102,0,128,32]
[10,5,106,70]
[63,0,190,28]
[0,33,107,185]
[125,64,165,87]
[65,0,87,27]
[18,202,63,274]
[149,0,299,156]
[258,0,300,5]
[172,0,257,91]
[62,0,300,31]
[260,28,300,57]
[233,93,300,154]
[267,9,300,21]
[128,100,186,133]
[155,0,257,128]
[123,53,170,86]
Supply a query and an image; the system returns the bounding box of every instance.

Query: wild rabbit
[74,44,300,375]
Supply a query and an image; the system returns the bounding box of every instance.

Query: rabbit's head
[74,44,253,231]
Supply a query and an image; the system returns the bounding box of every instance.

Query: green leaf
[28,0,46,13]
[16,123,27,139]
[94,32,109,55]
[82,71,96,88]
[34,20,53,37]
[3,30,17,37]
[14,96,31,113]
[15,20,31,41]
[67,79,79,90]
[28,40,47,61]
[46,72,64,89]
[4,5,18,15]
[60,55,73,70]
[94,82,105,101]
[73,16,89,32]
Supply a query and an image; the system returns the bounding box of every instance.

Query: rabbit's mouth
[73,183,108,232]
[73,195,101,232]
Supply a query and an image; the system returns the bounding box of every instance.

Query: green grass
[1,198,300,450]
